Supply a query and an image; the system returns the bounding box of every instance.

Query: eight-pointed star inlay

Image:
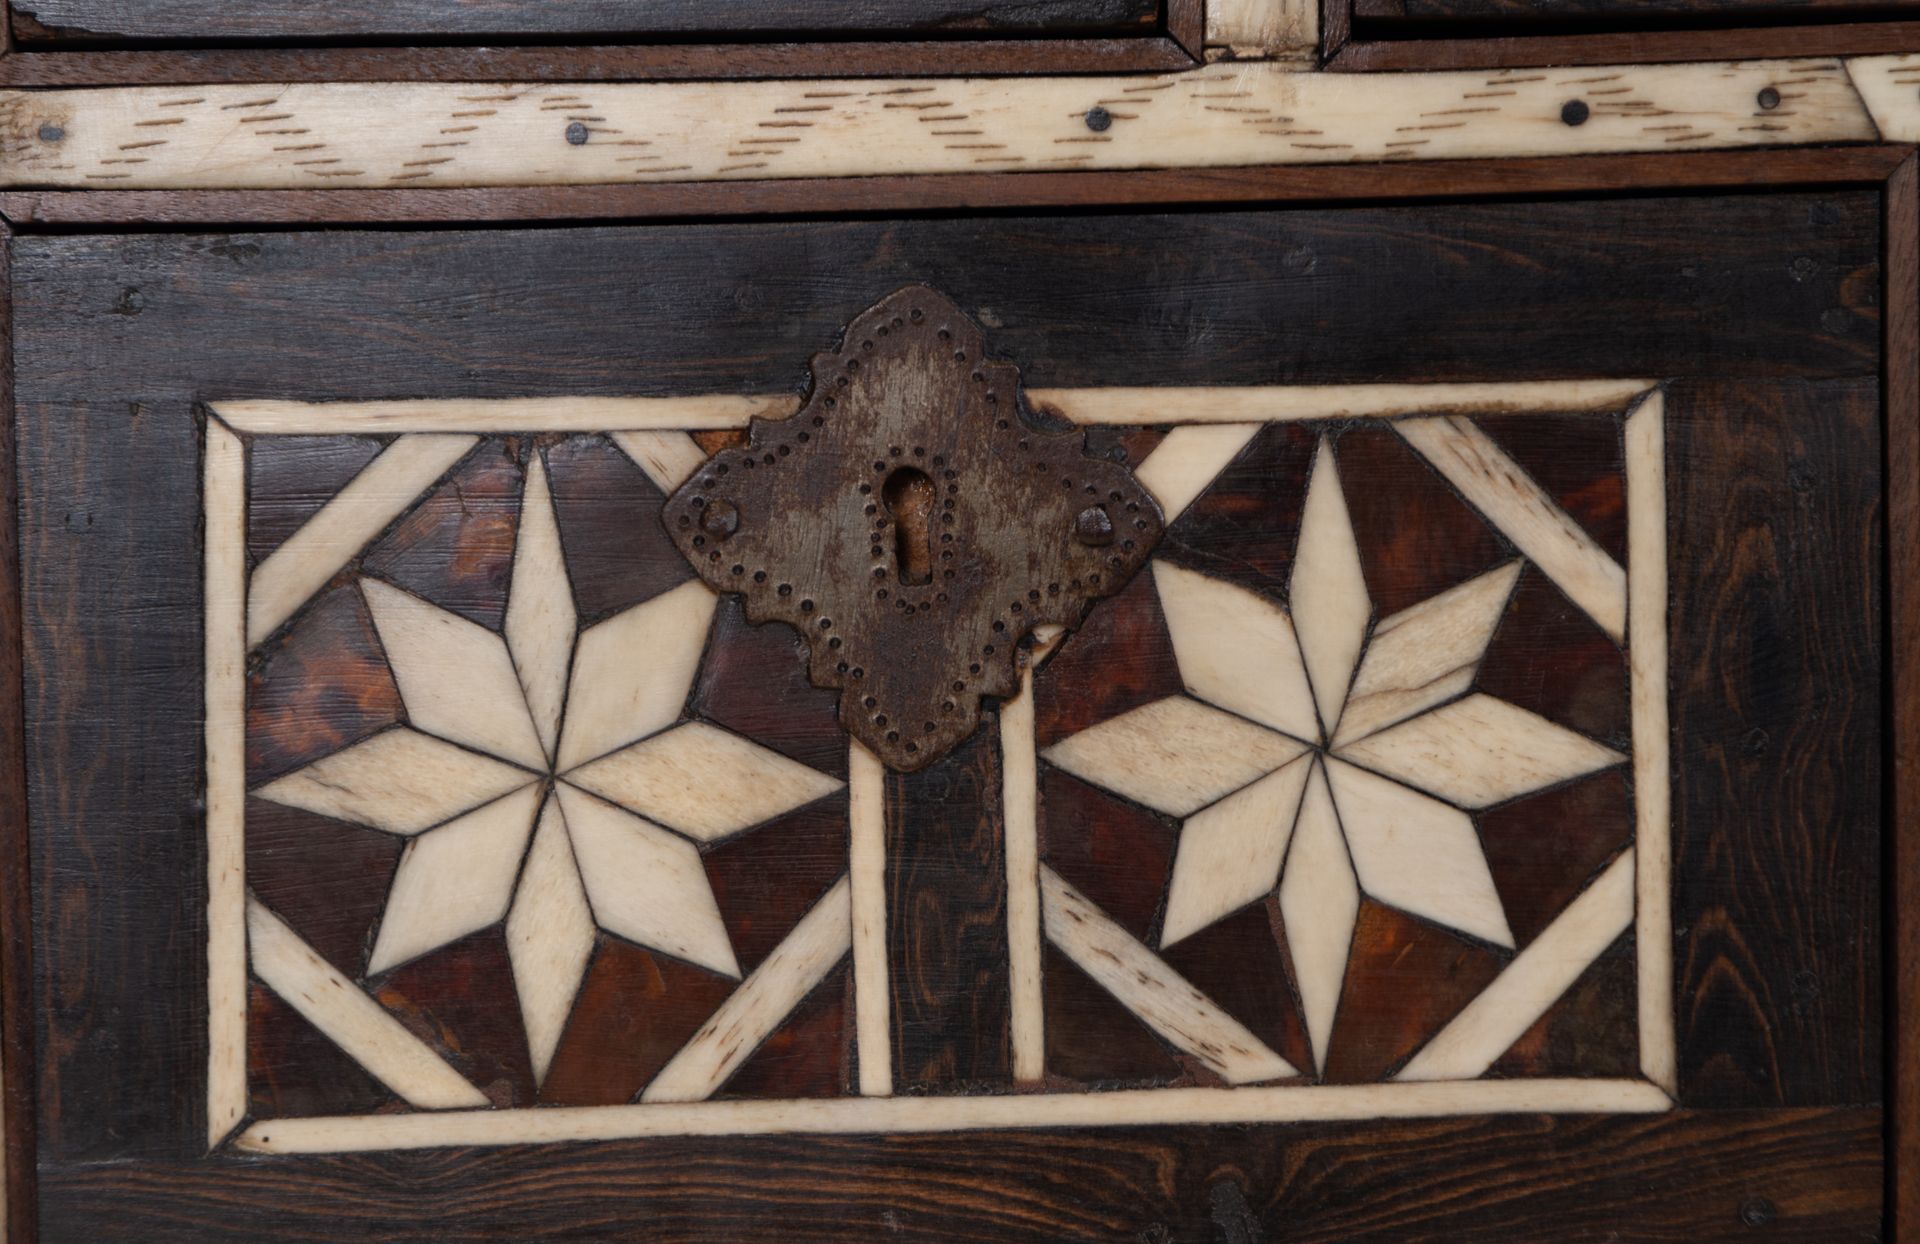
[1042,434,1627,1070]
[253,450,845,1082]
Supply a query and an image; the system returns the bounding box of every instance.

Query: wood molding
[0,146,1907,226]
[0,60,1877,191]
[1329,21,1920,71]
[0,217,31,1244]
[1886,149,1919,1244]
[0,38,1204,86]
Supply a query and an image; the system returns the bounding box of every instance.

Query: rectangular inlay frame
[203,378,1676,1156]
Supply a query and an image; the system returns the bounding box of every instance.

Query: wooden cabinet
[0,3,1911,1242]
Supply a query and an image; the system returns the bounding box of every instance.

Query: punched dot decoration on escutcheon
[661,285,1166,771]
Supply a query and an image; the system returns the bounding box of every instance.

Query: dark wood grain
[884,723,1011,1091]
[245,435,383,564]
[2,147,1908,227]
[538,937,735,1108]
[0,34,1200,86]
[1338,423,1507,617]
[10,0,1160,40]
[1324,900,1507,1083]
[1479,773,1634,946]
[1037,765,1177,941]
[1355,0,1904,18]
[0,220,38,1244]
[8,197,1882,410]
[1882,152,1918,1244]
[1330,20,1920,69]
[1668,377,1884,1109]
[34,1109,1884,1242]
[1490,937,1640,1080]
[361,440,520,630]
[543,435,692,626]
[1041,943,1184,1086]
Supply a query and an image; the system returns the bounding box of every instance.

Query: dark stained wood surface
[3,160,1906,1239]
[10,0,1160,40]
[1355,0,1908,18]
[884,724,1012,1090]
[33,1108,1884,1242]
[1884,153,1919,1244]
[2,147,1910,227]
[1668,377,1884,1109]
[10,196,1879,408]
[1330,20,1920,68]
[0,221,39,1244]
[0,34,1201,86]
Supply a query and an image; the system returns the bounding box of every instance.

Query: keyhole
[882,466,935,586]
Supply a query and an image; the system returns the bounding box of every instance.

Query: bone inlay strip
[1041,867,1296,1085]
[246,895,491,1110]
[1396,415,1629,643]
[1845,53,1920,141]
[1002,666,1045,1084]
[849,742,892,1097]
[213,383,1657,435]
[213,395,801,434]
[1626,391,1677,1097]
[1032,380,1657,426]
[3,62,1871,190]
[612,429,711,493]
[246,433,476,647]
[203,418,249,1149]
[1397,849,1637,1083]
[644,876,853,1104]
[236,1077,1672,1154]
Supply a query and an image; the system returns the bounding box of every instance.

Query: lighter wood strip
[1205,0,1317,59]
[644,876,853,1104]
[203,417,249,1150]
[3,63,1869,189]
[211,395,800,434]
[246,433,476,647]
[1042,866,1295,1084]
[212,382,1653,436]
[1626,391,1677,1097]
[1002,665,1045,1084]
[848,741,892,1097]
[245,894,490,1110]
[611,429,712,492]
[1396,849,1637,1082]
[1396,415,1628,642]
[236,1077,1672,1154]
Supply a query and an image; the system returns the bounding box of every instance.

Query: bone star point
[1151,559,1320,742]
[366,783,545,976]
[1289,437,1371,737]
[1324,757,1515,950]
[252,727,534,835]
[565,720,844,843]
[1335,693,1626,809]
[506,452,577,765]
[1333,560,1522,748]
[555,783,741,979]
[507,791,598,1084]
[1160,752,1314,948]
[1278,759,1358,1072]
[1040,694,1308,818]
[557,578,717,771]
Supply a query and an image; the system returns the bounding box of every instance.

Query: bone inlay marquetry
[4,61,1873,189]
[210,378,1671,1151]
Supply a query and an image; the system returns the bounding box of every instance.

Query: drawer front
[2,174,1893,1239]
